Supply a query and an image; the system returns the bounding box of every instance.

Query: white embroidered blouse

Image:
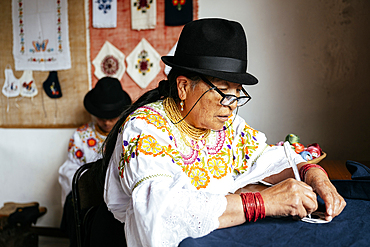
[104,101,304,247]
[58,122,106,204]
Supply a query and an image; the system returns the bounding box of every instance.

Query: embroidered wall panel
[0,0,90,127]
[89,0,199,101]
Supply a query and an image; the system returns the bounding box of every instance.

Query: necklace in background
[94,124,108,143]
[163,97,210,151]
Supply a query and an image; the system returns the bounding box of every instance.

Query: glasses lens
[237,97,249,106]
[221,96,237,106]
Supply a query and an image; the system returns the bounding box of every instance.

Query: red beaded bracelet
[299,164,328,181]
[240,192,266,222]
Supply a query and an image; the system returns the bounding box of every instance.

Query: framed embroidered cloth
[12,0,71,71]
[92,41,126,80]
[126,38,161,89]
[93,0,117,28]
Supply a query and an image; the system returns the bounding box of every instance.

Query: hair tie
[240,192,265,222]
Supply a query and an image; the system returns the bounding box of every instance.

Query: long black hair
[93,68,202,187]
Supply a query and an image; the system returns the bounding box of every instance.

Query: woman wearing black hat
[58,77,131,246]
[100,18,345,246]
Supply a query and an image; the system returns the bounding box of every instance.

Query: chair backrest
[72,159,104,247]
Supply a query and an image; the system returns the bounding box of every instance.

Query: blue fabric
[179,161,370,247]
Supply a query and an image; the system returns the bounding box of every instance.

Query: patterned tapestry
[12,0,71,71]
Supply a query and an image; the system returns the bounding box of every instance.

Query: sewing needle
[283,141,311,219]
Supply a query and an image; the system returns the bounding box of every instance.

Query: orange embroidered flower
[87,138,97,147]
[137,135,163,156]
[68,138,74,151]
[188,165,210,189]
[208,157,227,179]
[75,149,83,159]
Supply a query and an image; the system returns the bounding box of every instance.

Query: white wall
[0,0,369,228]
[0,128,74,227]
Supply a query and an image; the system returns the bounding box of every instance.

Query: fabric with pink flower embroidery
[104,100,305,246]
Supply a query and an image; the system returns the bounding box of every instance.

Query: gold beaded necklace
[94,124,108,143]
[163,97,210,151]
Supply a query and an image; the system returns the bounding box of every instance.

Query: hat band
[174,54,247,73]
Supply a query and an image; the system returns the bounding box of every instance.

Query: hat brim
[84,92,127,119]
[162,56,258,85]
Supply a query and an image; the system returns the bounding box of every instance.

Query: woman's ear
[176,76,190,100]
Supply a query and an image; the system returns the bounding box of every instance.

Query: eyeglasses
[200,76,251,107]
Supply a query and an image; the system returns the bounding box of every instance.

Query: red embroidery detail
[75,149,84,159]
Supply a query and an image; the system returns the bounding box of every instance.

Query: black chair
[72,159,104,247]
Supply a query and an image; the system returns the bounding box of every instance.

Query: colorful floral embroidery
[208,157,228,179]
[68,138,74,151]
[188,165,210,189]
[77,123,89,132]
[133,0,153,13]
[135,50,153,75]
[233,124,260,174]
[101,55,119,75]
[137,135,164,157]
[172,0,186,11]
[18,0,24,54]
[87,138,97,147]
[75,149,84,159]
[120,101,266,190]
[57,0,63,52]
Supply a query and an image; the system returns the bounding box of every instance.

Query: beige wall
[200,0,370,160]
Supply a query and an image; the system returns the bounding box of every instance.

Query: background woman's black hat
[162,18,258,85]
[84,77,131,119]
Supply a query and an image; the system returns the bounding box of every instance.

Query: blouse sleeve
[230,116,306,192]
[111,116,227,247]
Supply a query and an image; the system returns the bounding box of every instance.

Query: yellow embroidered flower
[208,157,227,179]
[147,114,165,127]
[137,135,163,156]
[188,165,210,189]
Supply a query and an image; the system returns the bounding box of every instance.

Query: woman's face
[95,116,120,133]
[178,76,241,131]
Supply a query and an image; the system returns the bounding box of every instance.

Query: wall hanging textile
[12,0,71,71]
[19,70,38,98]
[93,0,117,28]
[2,66,20,98]
[126,38,161,89]
[131,0,157,30]
[165,0,193,26]
[92,41,126,80]
[43,71,62,99]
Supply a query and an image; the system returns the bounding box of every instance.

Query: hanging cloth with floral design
[165,0,193,26]
[93,0,117,28]
[92,41,126,80]
[131,0,156,30]
[126,38,160,89]
[11,0,71,71]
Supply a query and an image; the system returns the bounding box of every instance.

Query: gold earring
[180,101,184,111]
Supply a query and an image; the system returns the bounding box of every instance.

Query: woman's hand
[260,178,318,218]
[304,167,346,221]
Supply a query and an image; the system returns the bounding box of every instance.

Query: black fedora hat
[84,77,131,119]
[162,18,258,85]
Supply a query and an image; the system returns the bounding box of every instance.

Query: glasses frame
[199,76,251,107]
